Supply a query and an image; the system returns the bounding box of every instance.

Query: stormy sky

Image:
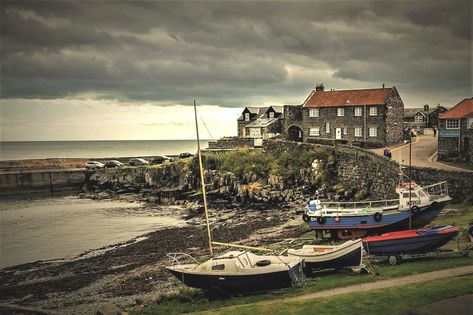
[1,0,471,141]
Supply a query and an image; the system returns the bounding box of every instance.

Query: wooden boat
[287,239,363,275]
[165,101,304,296]
[362,225,459,255]
[166,251,304,295]
[302,180,451,239]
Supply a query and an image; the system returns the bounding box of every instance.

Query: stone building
[438,97,473,162]
[292,84,404,146]
[403,104,448,130]
[237,106,284,139]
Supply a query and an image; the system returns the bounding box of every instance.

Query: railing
[312,199,400,215]
[166,252,198,267]
[423,181,449,200]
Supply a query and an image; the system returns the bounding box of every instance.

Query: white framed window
[369,106,378,116]
[245,113,250,121]
[309,108,319,117]
[369,127,377,137]
[268,111,275,119]
[309,128,320,136]
[325,122,330,134]
[343,127,348,135]
[337,108,344,117]
[354,107,362,117]
[355,127,362,137]
[414,115,424,122]
[446,119,459,129]
[468,118,473,129]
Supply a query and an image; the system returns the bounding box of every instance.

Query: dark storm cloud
[1,0,471,106]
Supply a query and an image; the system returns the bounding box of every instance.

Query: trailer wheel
[388,255,401,266]
[302,214,310,223]
[317,216,326,224]
[411,205,420,213]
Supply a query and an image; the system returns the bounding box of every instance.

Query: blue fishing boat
[302,180,451,239]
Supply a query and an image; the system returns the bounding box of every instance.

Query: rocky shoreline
[0,199,305,314]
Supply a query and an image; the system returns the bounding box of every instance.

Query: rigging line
[195,107,215,141]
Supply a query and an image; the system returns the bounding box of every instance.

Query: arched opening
[287,125,303,142]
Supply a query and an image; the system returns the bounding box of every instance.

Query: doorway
[287,125,303,142]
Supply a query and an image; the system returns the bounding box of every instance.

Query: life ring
[302,214,310,223]
[256,260,271,267]
[411,205,420,213]
[317,216,326,224]
[373,212,383,222]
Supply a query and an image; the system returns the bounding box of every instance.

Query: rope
[195,106,215,141]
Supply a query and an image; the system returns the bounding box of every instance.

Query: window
[268,111,275,119]
[309,128,320,136]
[325,122,330,134]
[354,107,362,117]
[244,113,250,121]
[468,118,473,130]
[337,108,344,117]
[309,108,319,117]
[446,119,459,129]
[355,127,362,137]
[414,115,424,122]
[369,106,377,116]
[212,264,225,270]
[369,127,377,137]
[343,128,348,135]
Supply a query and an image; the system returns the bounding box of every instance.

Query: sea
[0,140,210,161]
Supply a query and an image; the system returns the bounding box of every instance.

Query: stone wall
[385,87,404,145]
[207,137,254,150]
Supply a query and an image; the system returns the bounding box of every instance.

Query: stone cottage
[290,84,404,146]
[403,104,448,131]
[438,97,473,162]
[237,106,284,139]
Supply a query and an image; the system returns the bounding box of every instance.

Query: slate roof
[404,108,426,118]
[302,87,393,108]
[245,118,279,128]
[440,98,473,119]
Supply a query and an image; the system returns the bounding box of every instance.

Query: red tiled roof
[439,98,473,119]
[302,87,393,108]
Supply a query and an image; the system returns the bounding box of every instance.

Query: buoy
[335,216,340,222]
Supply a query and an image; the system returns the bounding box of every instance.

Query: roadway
[370,135,471,172]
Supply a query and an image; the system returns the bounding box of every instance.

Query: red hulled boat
[362,225,459,256]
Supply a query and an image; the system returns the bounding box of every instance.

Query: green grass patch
[198,274,473,315]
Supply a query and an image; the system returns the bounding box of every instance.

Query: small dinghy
[166,251,304,295]
[287,239,363,275]
[362,225,459,256]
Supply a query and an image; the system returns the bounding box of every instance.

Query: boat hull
[363,225,459,255]
[307,199,448,236]
[288,240,362,271]
[166,262,304,293]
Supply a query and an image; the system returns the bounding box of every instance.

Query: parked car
[85,161,105,170]
[104,160,124,168]
[150,155,174,165]
[128,158,150,166]
[179,152,193,159]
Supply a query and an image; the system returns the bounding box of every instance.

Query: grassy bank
[195,274,473,315]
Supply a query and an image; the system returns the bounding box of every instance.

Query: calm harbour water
[0,196,183,268]
[0,140,210,161]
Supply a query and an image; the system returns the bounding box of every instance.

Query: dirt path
[287,265,473,302]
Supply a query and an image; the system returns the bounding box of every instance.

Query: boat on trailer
[287,239,363,275]
[166,251,304,295]
[362,225,459,256]
[302,180,451,239]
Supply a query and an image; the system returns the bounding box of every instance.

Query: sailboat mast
[408,131,412,230]
[193,100,213,256]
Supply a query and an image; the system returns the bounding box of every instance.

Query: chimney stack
[382,83,385,88]
[315,83,324,91]
[424,104,429,112]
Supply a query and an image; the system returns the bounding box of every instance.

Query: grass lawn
[134,203,473,314]
[195,274,473,315]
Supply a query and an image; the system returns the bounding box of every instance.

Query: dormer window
[245,113,250,121]
[268,111,275,119]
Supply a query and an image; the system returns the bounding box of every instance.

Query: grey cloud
[1,0,471,107]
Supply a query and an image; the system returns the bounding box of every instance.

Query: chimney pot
[315,83,324,91]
